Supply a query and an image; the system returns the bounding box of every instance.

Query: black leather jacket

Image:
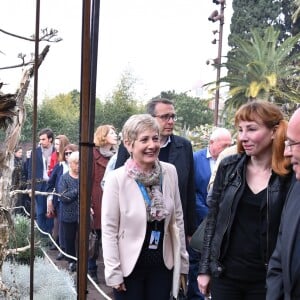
[198,153,293,277]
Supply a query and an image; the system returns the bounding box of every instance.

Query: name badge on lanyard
[149,230,161,249]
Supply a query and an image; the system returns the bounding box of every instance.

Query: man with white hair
[188,127,232,299]
[266,108,300,299]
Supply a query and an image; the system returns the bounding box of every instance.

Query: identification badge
[149,230,160,249]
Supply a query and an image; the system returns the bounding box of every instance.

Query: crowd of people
[9,97,300,300]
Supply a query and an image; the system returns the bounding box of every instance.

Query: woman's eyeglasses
[65,151,73,156]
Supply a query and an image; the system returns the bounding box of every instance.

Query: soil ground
[46,247,114,300]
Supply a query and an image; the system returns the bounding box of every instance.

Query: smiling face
[125,129,160,171]
[237,119,275,157]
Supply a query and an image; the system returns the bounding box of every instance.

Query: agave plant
[221,26,300,110]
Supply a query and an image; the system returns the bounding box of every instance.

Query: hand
[197,274,210,296]
[113,283,126,292]
[47,197,54,214]
[180,274,188,294]
[186,235,192,244]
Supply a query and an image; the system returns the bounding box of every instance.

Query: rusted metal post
[77,0,100,298]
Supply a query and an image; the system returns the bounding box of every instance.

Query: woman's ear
[271,125,278,139]
[123,139,133,153]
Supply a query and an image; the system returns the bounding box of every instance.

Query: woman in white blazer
[101,114,189,300]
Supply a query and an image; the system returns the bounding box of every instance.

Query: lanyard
[136,181,152,206]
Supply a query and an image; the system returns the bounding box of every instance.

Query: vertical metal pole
[213,2,225,126]
[77,1,91,298]
[78,0,100,298]
[30,0,40,298]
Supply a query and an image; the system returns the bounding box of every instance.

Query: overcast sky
[0,0,232,100]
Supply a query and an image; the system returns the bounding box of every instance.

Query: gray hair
[210,127,232,142]
[122,114,160,144]
[68,151,79,163]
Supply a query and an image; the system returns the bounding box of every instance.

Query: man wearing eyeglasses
[115,97,197,239]
[267,107,300,300]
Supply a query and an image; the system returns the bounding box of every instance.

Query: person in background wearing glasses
[46,144,78,260]
[197,100,293,300]
[267,107,300,300]
[115,97,197,243]
[58,150,80,273]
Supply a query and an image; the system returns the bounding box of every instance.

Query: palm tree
[221,26,300,110]
[292,0,300,23]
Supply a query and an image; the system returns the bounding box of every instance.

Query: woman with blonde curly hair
[88,124,118,283]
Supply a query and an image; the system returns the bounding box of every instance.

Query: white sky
[0,0,232,101]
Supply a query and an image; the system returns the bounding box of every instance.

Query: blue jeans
[187,246,204,300]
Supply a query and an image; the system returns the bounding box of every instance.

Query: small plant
[2,257,76,299]
[7,214,43,264]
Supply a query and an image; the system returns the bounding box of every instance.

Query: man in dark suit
[266,107,300,300]
[28,128,55,234]
[115,97,196,238]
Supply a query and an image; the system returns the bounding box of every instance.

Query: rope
[9,205,112,300]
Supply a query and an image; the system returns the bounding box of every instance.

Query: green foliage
[95,70,144,132]
[229,0,282,45]
[21,91,80,143]
[161,91,214,130]
[222,27,300,110]
[7,214,43,264]
[18,71,215,145]
[226,0,300,111]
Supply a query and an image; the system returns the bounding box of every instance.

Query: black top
[135,220,165,268]
[223,183,267,281]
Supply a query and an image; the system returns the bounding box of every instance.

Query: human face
[54,139,60,152]
[64,150,73,162]
[15,149,23,158]
[126,129,160,171]
[153,103,176,137]
[69,159,79,174]
[106,128,118,146]
[284,110,300,179]
[39,134,52,149]
[209,136,232,160]
[237,120,274,157]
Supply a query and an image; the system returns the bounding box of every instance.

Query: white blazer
[101,161,189,289]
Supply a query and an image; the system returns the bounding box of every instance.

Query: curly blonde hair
[94,125,116,147]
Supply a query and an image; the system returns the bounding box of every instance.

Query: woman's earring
[130,152,133,159]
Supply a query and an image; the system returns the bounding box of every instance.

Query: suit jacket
[267,178,300,300]
[101,161,189,287]
[28,147,45,189]
[193,148,211,224]
[114,135,196,236]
